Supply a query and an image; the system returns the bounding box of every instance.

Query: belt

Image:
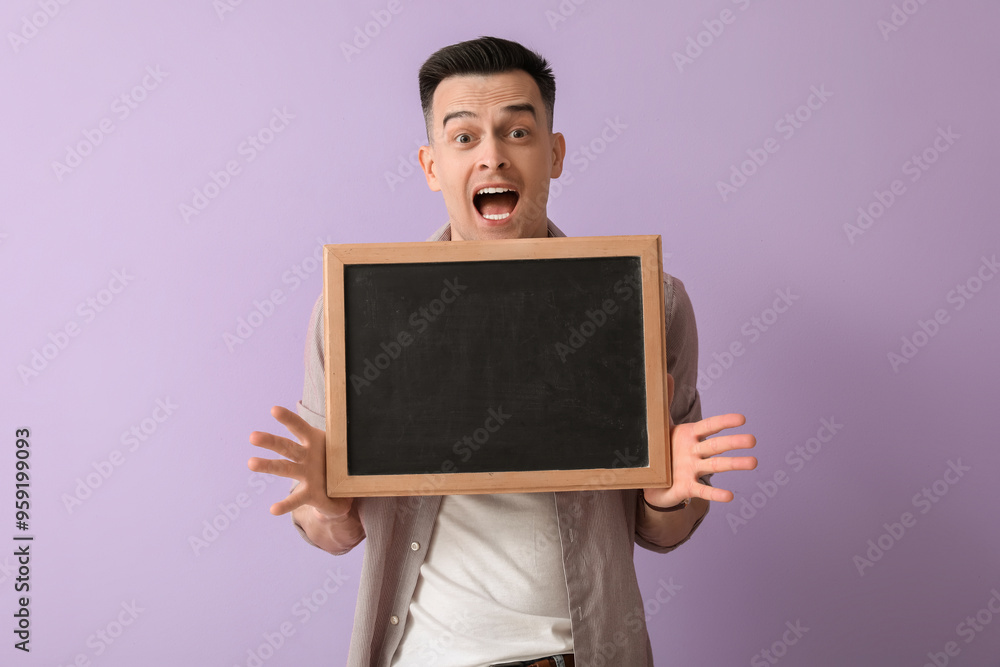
[490,655,575,667]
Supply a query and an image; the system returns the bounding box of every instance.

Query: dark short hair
[418,36,556,137]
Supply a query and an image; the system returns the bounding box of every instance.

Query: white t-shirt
[389,492,573,666]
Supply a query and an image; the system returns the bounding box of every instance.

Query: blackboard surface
[343,256,648,476]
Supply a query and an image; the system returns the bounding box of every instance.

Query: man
[248,36,756,666]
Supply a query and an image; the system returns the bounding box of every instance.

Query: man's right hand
[248,406,350,517]
[248,406,364,553]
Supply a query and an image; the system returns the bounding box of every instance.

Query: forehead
[431,70,543,122]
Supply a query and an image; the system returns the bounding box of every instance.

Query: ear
[418,144,441,192]
[549,131,566,179]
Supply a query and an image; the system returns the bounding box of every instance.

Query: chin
[477,222,531,241]
[450,217,515,241]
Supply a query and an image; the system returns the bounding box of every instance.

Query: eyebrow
[441,103,537,129]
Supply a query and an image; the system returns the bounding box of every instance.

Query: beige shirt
[293,219,706,666]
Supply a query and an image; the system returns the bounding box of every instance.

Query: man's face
[418,70,566,241]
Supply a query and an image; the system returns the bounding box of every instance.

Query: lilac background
[3,1,999,665]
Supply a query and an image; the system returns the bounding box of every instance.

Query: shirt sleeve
[298,293,327,431]
[663,273,701,427]
[667,276,712,484]
[290,294,329,549]
[634,273,711,554]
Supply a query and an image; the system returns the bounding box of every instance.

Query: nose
[477,134,509,171]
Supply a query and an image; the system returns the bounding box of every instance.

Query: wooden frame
[323,235,671,497]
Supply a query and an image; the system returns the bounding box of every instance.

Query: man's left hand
[642,374,757,509]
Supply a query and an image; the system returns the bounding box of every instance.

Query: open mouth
[473,186,519,221]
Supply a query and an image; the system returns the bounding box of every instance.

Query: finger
[270,485,310,516]
[248,430,304,463]
[271,405,318,445]
[692,480,736,503]
[247,456,303,481]
[690,413,747,441]
[704,487,735,503]
[703,454,758,475]
[693,433,757,458]
[676,480,734,503]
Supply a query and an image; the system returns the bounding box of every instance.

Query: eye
[456,133,472,144]
[511,128,528,139]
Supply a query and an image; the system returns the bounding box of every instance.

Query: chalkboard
[323,235,671,497]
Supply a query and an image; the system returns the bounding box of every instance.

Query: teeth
[476,187,513,195]
[483,212,510,221]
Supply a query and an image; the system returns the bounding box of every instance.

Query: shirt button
[410,541,420,551]
[390,615,399,625]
